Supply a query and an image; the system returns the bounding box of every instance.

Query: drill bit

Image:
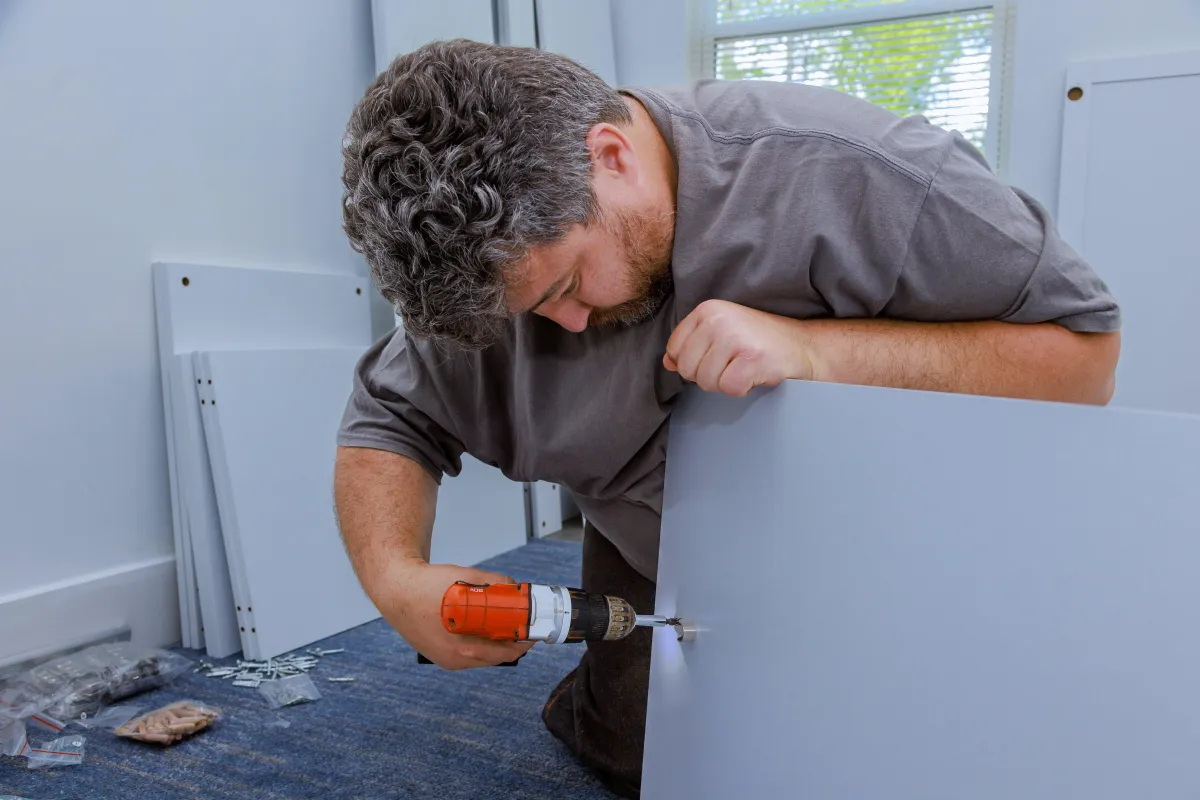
[634,615,683,627]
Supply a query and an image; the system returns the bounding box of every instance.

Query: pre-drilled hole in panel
[1068,86,1084,101]
[181,277,190,286]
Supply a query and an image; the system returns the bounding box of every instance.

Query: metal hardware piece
[673,620,698,643]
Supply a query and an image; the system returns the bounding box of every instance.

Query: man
[334,39,1121,798]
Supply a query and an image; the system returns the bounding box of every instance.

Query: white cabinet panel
[645,380,1200,798]
[1058,50,1200,415]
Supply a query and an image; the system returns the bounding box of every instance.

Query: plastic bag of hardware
[258,674,321,709]
[25,734,85,769]
[72,704,142,730]
[0,719,28,757]
[0,642,192,725]
[114,700,222,746]
[25,713,65,735]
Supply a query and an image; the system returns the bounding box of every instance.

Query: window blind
[708,2,999,155]
[716,0,909,24]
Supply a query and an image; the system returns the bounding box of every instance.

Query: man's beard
[589,204,675,329]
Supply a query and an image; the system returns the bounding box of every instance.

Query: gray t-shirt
[337,80,1121,581]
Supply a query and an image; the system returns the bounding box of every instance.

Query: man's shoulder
[625,80,952,187]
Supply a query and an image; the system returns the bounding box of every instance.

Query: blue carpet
[0,539,619,799]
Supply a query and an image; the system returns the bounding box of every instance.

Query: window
[693,0,1011,166]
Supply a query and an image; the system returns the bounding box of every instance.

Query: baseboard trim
[0,555,182,669]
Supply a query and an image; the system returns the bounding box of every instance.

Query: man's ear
[587,122,639,184]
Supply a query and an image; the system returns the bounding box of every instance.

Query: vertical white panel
[197,348,383,660]
[1058,51,1200,415]
[535,0,618,84]
[154,261,372,657]
[644,381,1200,798]
[172,355,240,657]
[530,482,565,538]
[1004,0,1200,211]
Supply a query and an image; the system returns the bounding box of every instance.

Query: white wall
[0,0,376,660]
[1005,0,1200,211]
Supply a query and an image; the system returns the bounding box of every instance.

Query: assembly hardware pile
[195,648,348,689]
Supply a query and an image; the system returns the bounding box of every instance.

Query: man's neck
[622,95,678,208]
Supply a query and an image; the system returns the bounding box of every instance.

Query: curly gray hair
[341,38,632,349]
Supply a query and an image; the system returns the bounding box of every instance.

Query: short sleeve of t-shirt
[884,132,1121,332]
[337,330,466,483]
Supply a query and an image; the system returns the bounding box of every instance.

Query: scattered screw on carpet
[194,648,348,689]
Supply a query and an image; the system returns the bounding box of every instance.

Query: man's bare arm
[664,300,1120,405]
[800,319,1120,406]
[333,446,532,669]
[334,445,436,578]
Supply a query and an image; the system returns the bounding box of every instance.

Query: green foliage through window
[713,2,994,151]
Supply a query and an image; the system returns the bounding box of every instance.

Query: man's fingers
[718,357,758,397]
[664,307,704,369]
[695,340,734,392]
[674,321,716,382]
[461,637,533,666]
[462,568,516,585]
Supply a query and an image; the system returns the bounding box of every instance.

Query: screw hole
[201,399,206,404]
[240,626,245,632]
[356,287,362,295]
[248,607,252,612]
[181,277,190,286]
[1068,86,1084,101]
[207,379,211,384]
[237,606,241,611]
[197,379,201,385]
[251,627,256,633]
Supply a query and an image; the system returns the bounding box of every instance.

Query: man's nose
[537,298,590,332]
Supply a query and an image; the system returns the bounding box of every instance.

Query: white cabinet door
[644,381,1200,799]
[1058,50,1200,415]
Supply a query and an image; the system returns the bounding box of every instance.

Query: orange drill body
[440,581,661,644]
[441,581,533,641]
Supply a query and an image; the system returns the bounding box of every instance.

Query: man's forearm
[333,445,438,600]
[796,319,1120,405]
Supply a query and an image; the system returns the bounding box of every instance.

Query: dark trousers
[541,523,656,799]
